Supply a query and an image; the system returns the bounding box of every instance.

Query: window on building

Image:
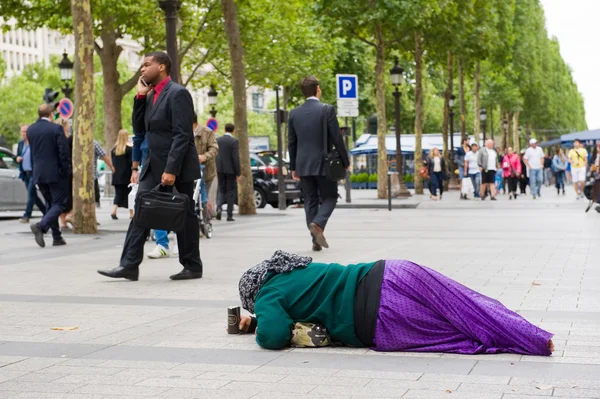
[252,92,264,110]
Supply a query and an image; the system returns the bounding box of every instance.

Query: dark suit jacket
[16,139,25,179]
[111,146,133,186]
[288,99,350,177]
[132,80,200,183]
[26,119,70,184]
[216,134,240,176]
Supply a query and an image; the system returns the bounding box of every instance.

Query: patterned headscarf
[239,250,312,313]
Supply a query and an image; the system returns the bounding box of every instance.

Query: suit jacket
[288,100,350,177]
[132,80,200,183]
[26,118,70,184]
[111,146,133,185]
[16,139,25,179]
[216,134,240,176]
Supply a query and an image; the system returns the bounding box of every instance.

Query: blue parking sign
[336,74,358,100]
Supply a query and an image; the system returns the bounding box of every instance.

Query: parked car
[0,146,28,211]
[250,151,302,208]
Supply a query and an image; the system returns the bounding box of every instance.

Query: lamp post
[207,85,218,118]
[58,51,74,100]
[159,0,181,83]
[389,57,410,197]
[480,108,487,142]
[503,118,509,148]
[449,95,456,163]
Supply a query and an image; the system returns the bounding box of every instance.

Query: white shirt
[465,151,479,174]
[433,157,441,172]
[306,97,320,101]
[524,146,544,169]
[486,148,497,171]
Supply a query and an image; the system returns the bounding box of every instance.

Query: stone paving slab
[0,190,599,397]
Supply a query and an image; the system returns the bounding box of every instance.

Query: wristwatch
[131,167,139,171]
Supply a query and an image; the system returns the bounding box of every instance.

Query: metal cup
[227,306,240,334]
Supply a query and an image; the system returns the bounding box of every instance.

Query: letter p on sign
[336,74,358,100]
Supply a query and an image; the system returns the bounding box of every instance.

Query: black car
[250,151,302,208]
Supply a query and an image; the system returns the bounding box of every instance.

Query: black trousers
[37,180,68,240]
[94,178,100,205]
[300,176,338,239]
[217,173,236,217]
[119,176,202,273]
[506,176,518,193]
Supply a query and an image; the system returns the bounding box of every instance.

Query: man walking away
[477,139,499,201]
[16,124,46,223]
[27,104,70,247]
[524,138,545,199]
[568,139,588,199]
[98,51,203,281]
[216,123,240,222]
[288,76,350,251]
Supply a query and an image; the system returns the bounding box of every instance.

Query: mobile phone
[140,78,149,87]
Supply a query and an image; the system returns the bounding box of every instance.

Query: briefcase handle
[151,184,179,194]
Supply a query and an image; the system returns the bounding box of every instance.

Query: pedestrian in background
[524,138,544,199]
[216,123,241,222]
[16,124,47,223]
[454,137,470,200]
[94,140,115,207]
[288,76,350,251]
[568,139,588,199]
[425,147,446,201]
[464,143,481,199]
[193,114,218,212]
[110,129,133,220]
[477,139,499,200]
[56,118,73,230]
[543,153,553,187]
[519,153,529,195]
[502,147,521,200]
[552,148,567,195]
[27,104,70,247]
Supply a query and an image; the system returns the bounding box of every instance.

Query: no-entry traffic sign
[206,118,218,131]
[58,98,73,119]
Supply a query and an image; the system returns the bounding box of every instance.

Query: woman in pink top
[502,147,522,200]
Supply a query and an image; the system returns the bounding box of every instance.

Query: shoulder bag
[133,184,189,232]
[322,105,346,181]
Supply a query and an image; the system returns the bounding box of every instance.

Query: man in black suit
[27,104,70,247]
[288,76,350,251]
[98,51,203,281]
[216,123,241,222]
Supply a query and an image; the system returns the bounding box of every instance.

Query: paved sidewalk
[0,189,599,398]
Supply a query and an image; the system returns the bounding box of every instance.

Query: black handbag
[322,105,346,181]
[133,184,189,232]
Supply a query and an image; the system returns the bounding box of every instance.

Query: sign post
[336,74,359,203]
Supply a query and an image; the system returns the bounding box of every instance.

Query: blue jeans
[554,170,565,191]
[529,169,543,197]
[469,173,481,198]
[22,172,46,218]
[155,230,169,249]
[429,172,444,196]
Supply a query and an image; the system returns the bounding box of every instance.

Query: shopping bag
[461,177,474,197]
[128,183,138,211]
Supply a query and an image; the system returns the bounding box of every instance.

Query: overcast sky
[540,0,599,130]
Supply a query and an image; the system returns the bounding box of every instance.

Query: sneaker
[147,244,170,259]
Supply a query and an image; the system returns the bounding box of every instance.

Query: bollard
[387,172,392,211]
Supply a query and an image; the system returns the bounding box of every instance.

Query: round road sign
[206,118,218,131]
[58,98,74,119]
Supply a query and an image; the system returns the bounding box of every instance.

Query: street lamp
[389,57,410,197]
[449,94,456,162]
[207,85,218,118]
[58,51,74,99]
[159,0,181,83]
[480,108,487,142]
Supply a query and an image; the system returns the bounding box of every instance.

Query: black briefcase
[133,184,189,232]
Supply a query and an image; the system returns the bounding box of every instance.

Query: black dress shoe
[97,267,139,281]
[30,223,45,248]
[227,216,235,222]
[312,243,322,252]
[53,238,67,246]
[111,214,118,220]
[216,211,222,221]
[169,269,202,280]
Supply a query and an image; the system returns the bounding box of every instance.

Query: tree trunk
[441,51,452,170]
[221,0,256,215]
[501,110,508,150]
[458,57,466,140]
[374,22,388,199]
[71,0,97,234]
[282,86,289,155]
[98,22,123,150]
[473,61,481,143]
[413,31,425,195]
[512,111,520,154]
